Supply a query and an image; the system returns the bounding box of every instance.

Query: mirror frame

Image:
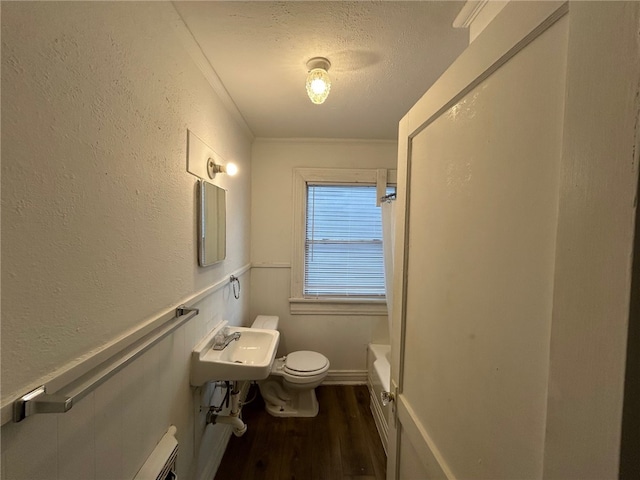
[198,179,227,266]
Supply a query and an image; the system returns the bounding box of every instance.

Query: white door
[388,3,570,478]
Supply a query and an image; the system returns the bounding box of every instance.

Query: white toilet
[251,315,330,417]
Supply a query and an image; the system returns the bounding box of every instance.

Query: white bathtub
[367,343,391,455]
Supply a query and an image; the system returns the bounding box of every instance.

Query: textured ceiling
[174,1,468,140]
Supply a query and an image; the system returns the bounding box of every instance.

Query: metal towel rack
[13,305,199,423]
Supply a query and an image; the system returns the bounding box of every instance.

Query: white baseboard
[199,429,231,480]
[322,369,368,385]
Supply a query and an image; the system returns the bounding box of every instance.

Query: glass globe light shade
[306,68,331,104]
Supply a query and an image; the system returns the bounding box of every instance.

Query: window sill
[289,297,388,316]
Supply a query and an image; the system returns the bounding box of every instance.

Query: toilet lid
[284,351,328,375]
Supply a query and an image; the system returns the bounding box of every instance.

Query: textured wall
[1,1,250,401]
[1,2,252,479]
[250,139,397,373]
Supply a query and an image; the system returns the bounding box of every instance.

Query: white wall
[543,3,640,477]
[1,3,252,479]
[469,2,509,42]
[250,139,397,379]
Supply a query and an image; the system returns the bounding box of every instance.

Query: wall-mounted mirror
[198,179,226,266]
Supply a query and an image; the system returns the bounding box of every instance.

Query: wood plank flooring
[214,385,387,480]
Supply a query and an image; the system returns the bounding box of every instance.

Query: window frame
[290,168,396,315]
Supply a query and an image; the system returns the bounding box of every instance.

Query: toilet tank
[251,315,279,331]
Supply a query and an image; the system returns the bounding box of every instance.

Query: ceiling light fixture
[207,159,238,179]
[305,57,331,105]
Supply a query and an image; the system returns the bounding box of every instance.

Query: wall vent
[133,426,179,480]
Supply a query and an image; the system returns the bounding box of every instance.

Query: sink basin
[190,321,279,385]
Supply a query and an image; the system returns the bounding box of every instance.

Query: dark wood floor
[215,385,387,480]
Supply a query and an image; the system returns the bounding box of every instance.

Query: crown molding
[453,0,490,29]
[170,3,254,141]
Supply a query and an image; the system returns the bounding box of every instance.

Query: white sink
[190,321,280,385]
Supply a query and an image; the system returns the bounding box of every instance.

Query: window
[305,185,388,297]
[290,168,396,315]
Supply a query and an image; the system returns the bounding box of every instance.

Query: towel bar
[12,305,199,423]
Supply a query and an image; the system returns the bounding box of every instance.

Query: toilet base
[263,387,319,418]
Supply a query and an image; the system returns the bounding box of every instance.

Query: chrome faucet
[213,330,242,350]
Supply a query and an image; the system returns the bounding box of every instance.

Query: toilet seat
[284,351,329,377]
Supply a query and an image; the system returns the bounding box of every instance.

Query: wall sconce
[306,57,331,105]
[207,158,238,179]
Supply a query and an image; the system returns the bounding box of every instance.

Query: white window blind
[304,184,389,297]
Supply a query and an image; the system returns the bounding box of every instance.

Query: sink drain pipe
[206,382,247,437]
